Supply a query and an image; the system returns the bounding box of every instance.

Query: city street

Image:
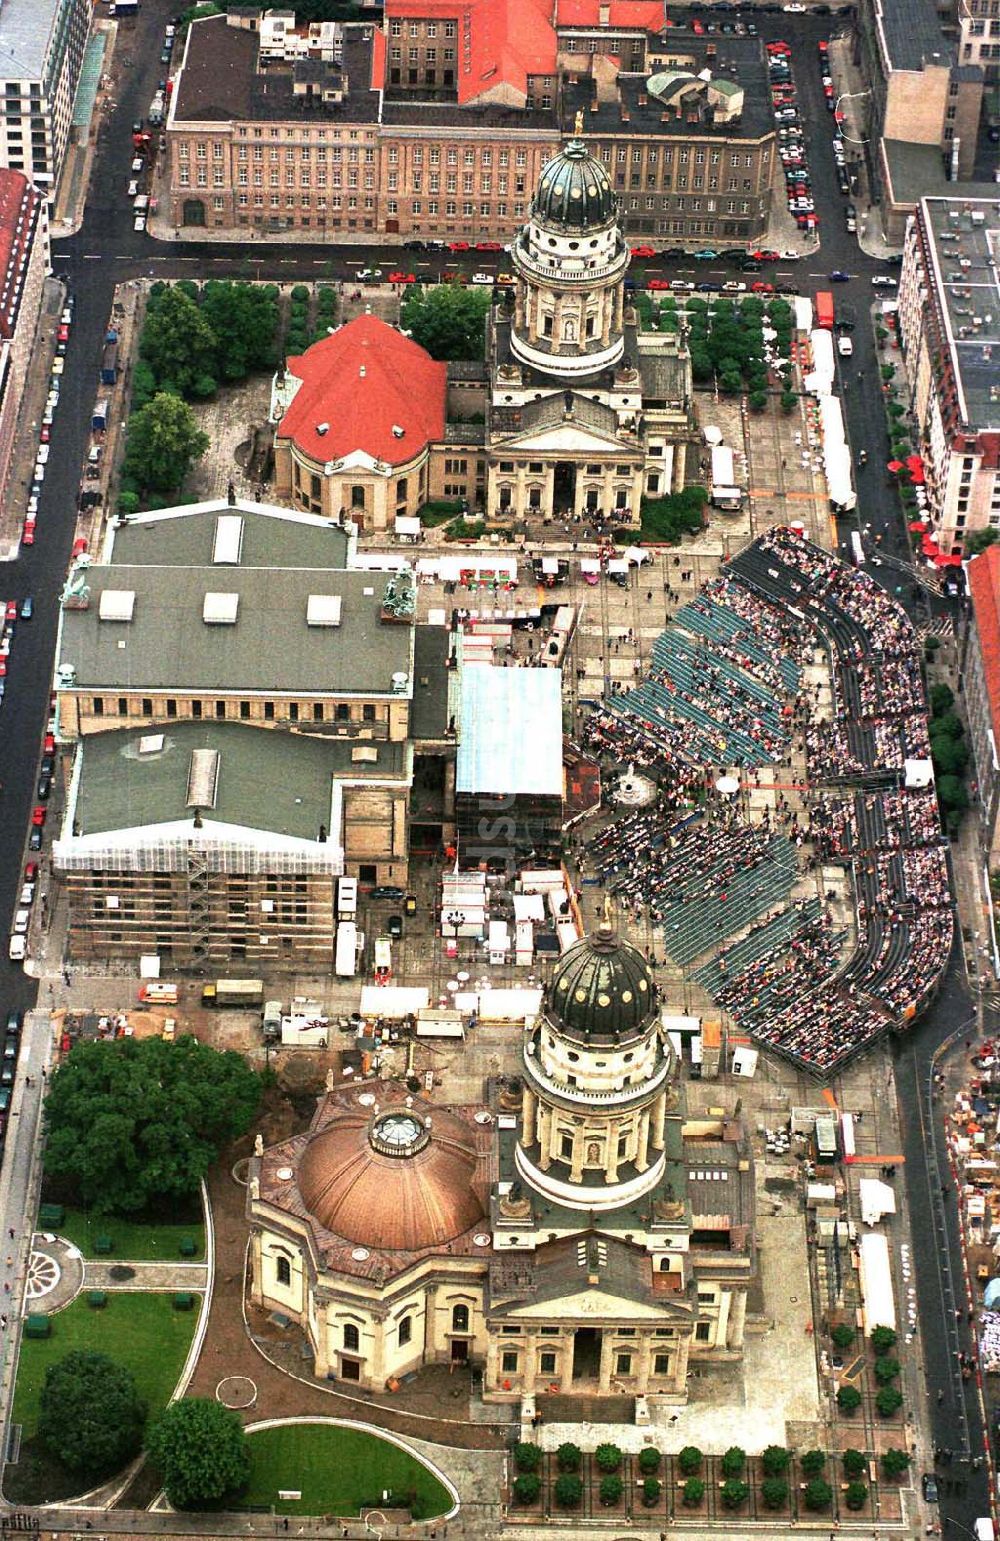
[0,0,989,1531]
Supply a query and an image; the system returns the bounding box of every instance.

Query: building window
[275,1254,291,1286]
[501,1350,518,1373]
[344,1323,360,1351]
[215,700,226,719]
[540,1351,557,1374]
[142,698,153,716]
[560,1132,574,1159]
[654,1353,671,1375]
[452,1303,470,1332]
[615,1353,632,1374]
[240,701,251,720]
[695,1321,712,1342]
[93,696,105,716]
[398,1315,412,1347]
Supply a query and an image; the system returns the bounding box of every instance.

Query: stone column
[313,1301,331,1378]
[553,295,564,354]
[598,1330,613,1392]
[522,1085,537,1147]
[515,462,526,517]
[523,1331,538,1392]
[369,1314,387,1389]
[537,1101,551,1170]
[716,1291,731,1349]
[485,1335,501,1393]
[673,1329,691,1396]
[673,440,687,493]
[636,1107,650,1172]
[601,288,612,346]
[249,1232,264,1305]
[606,1118,621,1184]
[569,1128,584,1183]
[727,1289,747,1349]
[636,1333,653,1395]
[651,1090,667,1151]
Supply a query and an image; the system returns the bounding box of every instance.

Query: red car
[4,601,16,621]
[447,240,470,252]
[630,244,656,258]
[692,17,704,32]
[31,806,46,827]
[0,660,6,678]
[387,270,416,283]
[24,861,38,884]
[751,280,775,294]
[21,521,33,545]
[767,39,791,53]
[646,278,671,290]
[57,324,70,343]
[44,732,55,755]
[475,240,502,252]
[39,426,50,443]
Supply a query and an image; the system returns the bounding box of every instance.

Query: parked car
[388,914,403,938]
[371,884,405,900]
[829,269,851,281]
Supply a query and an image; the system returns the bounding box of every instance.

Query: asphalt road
[0,1,989,1527]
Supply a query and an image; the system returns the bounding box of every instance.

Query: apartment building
[964,545,1000,863]
[0,0,91,192]
[897,196,1000,557]
[957,0,1000,87]
[166,7,774,245]
[0,168,46,502]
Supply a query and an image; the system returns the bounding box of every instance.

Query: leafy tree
[781,390,798,414]
[845,1480,869,1510]
[637,1447,661,1475]
[761,1477,789,1510]
[690,349,714,382]
[512,1473,540,1504]
[936,774,969,814]
[931,736,969,777]
[932,712,964,740]
[117,491,141,517]
[140,286,217,397]
[131,359,158,411]
[640,486,708,543]
[682,1476,705,1506]
[721,1478,749,1508]
[831,1322,855,1350]
[178,1,223,32]
[873,1356,901,1385]
[39,1351,146,1479]
[930,683,955,716]
[761,1445,791,1478]
[514,1442,541,1473]
[842,1448,867,1478]
[599,1474,624,1505]
[966,527,1000,558]
[122,393,210,496]
[642,1476,661,1505]
[804,1478,833,1510]
[146,1399,249,1509]
[678,1445,702,1475]
[44,1036,260,1215]
[553,1473,582,1508]
[400,285,492,360]
[721,1446,746,1478]
[748,390,768,412]
[800,1448,826,1476]
[881,1447,910,1478]
[870,1325,897,1355]
[290,285,310,303]
[594,1443,622,1472]
[556,1442,581,1472]
[875,1385,904,1418]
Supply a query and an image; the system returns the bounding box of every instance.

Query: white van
[134,194,149,211]
[337,876,358,919]
[13,908,30,935]
[127,179,139,198]
[837,335,854,356]
[8,935,26,962]
[134,214,147,232]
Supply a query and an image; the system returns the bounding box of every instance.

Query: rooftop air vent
[186,747,220,809]
[98,589,136,622]
[202,591,239,624]
[392,424,405,438]
[213,514,244,565]
[316,422,329,435]
[306,594,342,626]
[138,734,165,755]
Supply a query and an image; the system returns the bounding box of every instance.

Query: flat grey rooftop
[0,0,63,82]
[871,0,954,72]
[922,195,1000,434]
[73,721,405,841]
[60,566,413,697]
[108,502,350,571]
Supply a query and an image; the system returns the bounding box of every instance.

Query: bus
[335,921,358,978]
[814,291,835,330]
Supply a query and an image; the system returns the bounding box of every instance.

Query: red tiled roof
[556,0,666,29]
[0,170,36,340]
[278,315,447,468]
[969,544,1000,743]
[385,0,556,101]
[370,25,386,89]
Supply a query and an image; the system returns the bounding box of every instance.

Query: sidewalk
[827,35,902,258]
[53,19,118,238]
[0,276,66,563]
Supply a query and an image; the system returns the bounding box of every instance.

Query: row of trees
[686,296,794,410]
[40,1353,249,1507]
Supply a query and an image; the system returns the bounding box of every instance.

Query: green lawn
[243,1424,453,1519]
[12,1293,197,1437]
[51,1205,204,1261]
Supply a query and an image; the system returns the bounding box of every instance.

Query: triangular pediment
[500,1286,692,1322]
[495,421,637,456]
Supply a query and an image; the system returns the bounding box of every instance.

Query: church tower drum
[509,140,629,381]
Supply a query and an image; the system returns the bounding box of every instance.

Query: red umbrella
[934,553,963,568]
[909,520,927,533]
[887,460,904,473]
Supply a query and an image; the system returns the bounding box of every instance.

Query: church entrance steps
[539,1392,636,1424]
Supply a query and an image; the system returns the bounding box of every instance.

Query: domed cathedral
[487,139,696,526]
[246,926,755,1407]
[485,925,757,1405]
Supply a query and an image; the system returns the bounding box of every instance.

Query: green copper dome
[532,140,616,230]
[547,924,657,1043]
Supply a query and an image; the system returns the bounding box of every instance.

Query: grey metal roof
[410,624,452,742]
[72,721,406,841]
[108,502,350,571]
[921,195,1000,434]
[456,664,563,796]
[59,565,413,697]
[0,0,65,83]
[871,0,954,72]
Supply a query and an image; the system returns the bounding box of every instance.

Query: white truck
[335,921,358,977]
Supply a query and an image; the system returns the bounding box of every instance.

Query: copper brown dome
[297,1099,484,1252]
